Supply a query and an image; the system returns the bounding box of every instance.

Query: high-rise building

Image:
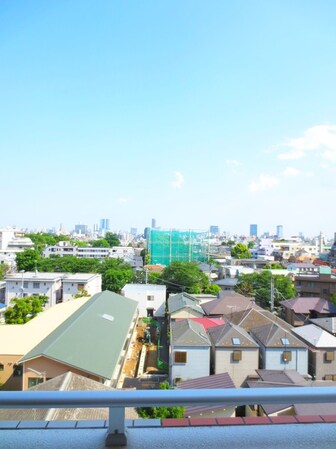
[99,219,110,232]
[250,224,258,237]
[74,224,88,235]
[151,218,157,229]
[210,225,220,235]
[276,225,284,239]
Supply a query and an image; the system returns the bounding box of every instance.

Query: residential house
[280,297,336,327]
[250,323,308,375]
[0,228,34,267]
[177,372,236,418]
[201,291,260,318]
[121,283,166,317]
[292,324,336,380]
[19,291,138,389]
[5,272,102,307]
[170,319,211,385]
[208,322,259,387]
[0,298,89,390]
[246,369,336,417]
[309,317,336,336]
[295,266,336,301]
[213,278,238,292]
[61,273,102,302]
[228,307,293,333]
[167,292,204,320]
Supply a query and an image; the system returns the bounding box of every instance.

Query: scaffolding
[148,229,209,266]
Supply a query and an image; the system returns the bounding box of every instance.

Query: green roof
[20,291,138,379]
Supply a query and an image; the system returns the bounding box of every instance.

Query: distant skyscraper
[250,224,258,237]
[130,227,137,236]
[276,225,284,239]
[151,218,157,229]
[99,218,110,232]
[210,225,220,235]
[74,224,88,235]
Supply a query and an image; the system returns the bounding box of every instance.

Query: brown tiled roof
[208,322,259,348]
[281,297,336,314]
[177,373,236,416]
[250,323,306,348]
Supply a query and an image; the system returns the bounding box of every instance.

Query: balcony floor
[2,422,336,449]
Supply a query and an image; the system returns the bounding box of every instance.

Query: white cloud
[171,171,184,189]
[277,124,336,162]
[282,167,301,177]
[226,159,242,167]
[249,174,279,192]
[118,197,130,203]
[278,150,305,160]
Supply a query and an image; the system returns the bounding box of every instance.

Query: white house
[121,284,166,317]
[5,272,102,307]
[61,273,102,302]
[0,228,34,268]
[170,319,211,385]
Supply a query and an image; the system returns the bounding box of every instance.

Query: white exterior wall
[62,275,102,302]
[260,347,308,375]
[170,309,204,320]
[213,347,259,387]
[170,346,210,385]
[121,285,166,317]
[5,278,62,308]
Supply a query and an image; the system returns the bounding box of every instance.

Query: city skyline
[1,2,336,237]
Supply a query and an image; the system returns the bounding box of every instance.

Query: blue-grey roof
[171,319,211,347]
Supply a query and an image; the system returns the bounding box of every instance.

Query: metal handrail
[1,387,336,447]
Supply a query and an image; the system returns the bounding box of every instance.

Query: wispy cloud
[226,159,242,168]
[171,171,184,189]
[117,197,130,203]
[249,174,279,192]
[277,125,336,162]
[282,167,301,177]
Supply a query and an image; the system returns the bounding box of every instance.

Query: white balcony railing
[1,387,336,446]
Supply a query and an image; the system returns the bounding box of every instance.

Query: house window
[28,377,44,389]
[232,338,241,345]
[174,351,187,364]
[78,283,84,290]
[232,350,242,362]
[283,351,292,363]
[23,281,29,288]
[13,365,23,377]
[0,364,4,371]
[147,295,154,301]
[325,351,334,362]
[281,337,290,345]
[33,282,40,289]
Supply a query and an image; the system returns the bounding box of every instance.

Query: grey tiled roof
[208,322,259,348]
[171,319,211,347]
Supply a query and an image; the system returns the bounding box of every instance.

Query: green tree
[231,243,251,259]
[204,284,221,295]
[16,249,41,271]
[235,270,296,308]
[90,239,110,248]
[4,295,48,324]
[102,266,134,292]
[105,232,120,247]
[160,261,209,294]
[0,263,10,280]
[137,382,185,419]
[247,241,255,249]
[26,233,70,254]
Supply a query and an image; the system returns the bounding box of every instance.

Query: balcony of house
[2,387,336,449]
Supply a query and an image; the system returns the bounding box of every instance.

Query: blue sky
[1,1,336,238]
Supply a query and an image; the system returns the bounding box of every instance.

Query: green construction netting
[148,229,209,266]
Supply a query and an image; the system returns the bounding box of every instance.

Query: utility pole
[270,276,274,312]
